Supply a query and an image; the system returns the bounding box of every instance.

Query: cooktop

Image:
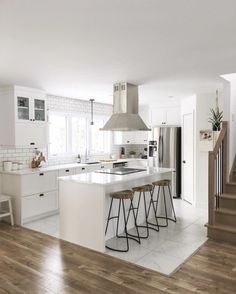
[95,167,146,175]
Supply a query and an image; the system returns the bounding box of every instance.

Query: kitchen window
[49,112,111,157]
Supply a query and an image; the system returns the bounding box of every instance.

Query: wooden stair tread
[220,193,236,200]
[214,208,236,216]
[207,223,236,234]
[226,181,236,186]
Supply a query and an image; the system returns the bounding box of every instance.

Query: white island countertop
[59,167,173,186]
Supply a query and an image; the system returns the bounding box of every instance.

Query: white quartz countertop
[58,167,173,186]
[0,158,146,175]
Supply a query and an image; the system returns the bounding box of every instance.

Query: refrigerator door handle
[161,135,164,164]
[158,135,162,165]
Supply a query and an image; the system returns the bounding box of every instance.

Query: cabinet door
[166,107,181,125]
[58,168,76,177]
[15,122,48,147]
[133,131,148,144]
[16,96,30,122]
[151,108,167,126]
[22,190,58,221]
[34,98,46,122]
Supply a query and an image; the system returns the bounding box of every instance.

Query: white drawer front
[21,171,58,196]
[22,190,58,220]
[58,168,75,177]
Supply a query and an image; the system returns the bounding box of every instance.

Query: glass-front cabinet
[34,99,45,121]
[16,95,46,123]
[17,97,30,121]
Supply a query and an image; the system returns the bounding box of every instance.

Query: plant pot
[212,125,221,131]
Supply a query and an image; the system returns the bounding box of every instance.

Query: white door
[182,113,194,204]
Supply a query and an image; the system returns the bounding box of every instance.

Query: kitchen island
[59,167,173,253]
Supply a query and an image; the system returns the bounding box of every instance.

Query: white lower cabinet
[22,191,58,221]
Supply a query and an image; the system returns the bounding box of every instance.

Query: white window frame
[48,111,111,158]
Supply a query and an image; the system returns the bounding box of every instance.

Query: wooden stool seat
[0,194,14,226]
[111,190,133,200]
[152,179,170,187]
[132,184,153,193]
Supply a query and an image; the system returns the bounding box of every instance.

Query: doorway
[182,113,194,204]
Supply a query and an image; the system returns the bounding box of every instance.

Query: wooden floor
[0,223,236,294]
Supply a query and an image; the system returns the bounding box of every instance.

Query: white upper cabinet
[114,131,148,145]
[151,107,181,126]
[15,88,47,123]
[0,86,48,147]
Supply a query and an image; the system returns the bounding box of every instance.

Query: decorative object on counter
[18,163,23,170]
[129,151,136,158]
[77,154,81,163]
[89,98,95,125]
[31,152,46,168]
[208,90,223,131]
[120,147,126,159]
[3,161,12,171]
[12,162,18,171]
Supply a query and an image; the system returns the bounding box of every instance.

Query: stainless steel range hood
[100,83,151,131]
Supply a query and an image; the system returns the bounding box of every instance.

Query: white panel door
[182,113,194,204]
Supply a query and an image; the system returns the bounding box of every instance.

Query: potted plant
[208,90,223,131]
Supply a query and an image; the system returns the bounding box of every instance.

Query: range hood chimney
[100,83,150,131]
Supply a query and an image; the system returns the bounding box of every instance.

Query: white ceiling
[1,0,236,105]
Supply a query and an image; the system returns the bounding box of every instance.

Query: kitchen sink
[85,162,100,165]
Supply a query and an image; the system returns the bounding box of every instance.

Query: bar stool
[0,195,14,226]
[151,179,176,227]
[127,184,159,239]
[105,190,140,252]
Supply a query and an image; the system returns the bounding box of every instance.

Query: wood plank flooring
[0,223,235,294]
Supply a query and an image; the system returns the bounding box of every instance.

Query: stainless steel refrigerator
[148,127,181,198]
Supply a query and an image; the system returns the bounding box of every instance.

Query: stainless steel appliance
[100,83,151,131]
[95,167,146,175]
[148,127,181,198]
[113,161,128,168]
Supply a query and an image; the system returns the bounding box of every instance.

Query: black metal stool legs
[152,182,177,227]
[105,197,141,252]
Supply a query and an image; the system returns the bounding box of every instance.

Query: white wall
[181,87,230,210]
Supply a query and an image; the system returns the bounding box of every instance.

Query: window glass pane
[71,117,87,153]
[90,118,111,154]
[49,115,67,155]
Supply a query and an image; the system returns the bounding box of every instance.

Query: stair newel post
[209,151,216,226]
[222,122,228,192]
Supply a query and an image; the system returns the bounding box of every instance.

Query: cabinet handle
[101,165,104,169]
[65,169,70,172]
[39,193,44,197]
[39,173,44,176]
[30,142,35,145]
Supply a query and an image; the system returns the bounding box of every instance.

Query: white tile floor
[24,199,208,276]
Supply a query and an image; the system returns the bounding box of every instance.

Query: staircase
[207,122,236,244]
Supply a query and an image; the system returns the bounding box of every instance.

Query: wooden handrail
[210,121,228,157]
[208,121,228,226]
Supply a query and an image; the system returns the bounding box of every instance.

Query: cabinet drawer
[75,164,102,174]
[21,171,58,196]
[58,168,75,177]
[22,190,58,220]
